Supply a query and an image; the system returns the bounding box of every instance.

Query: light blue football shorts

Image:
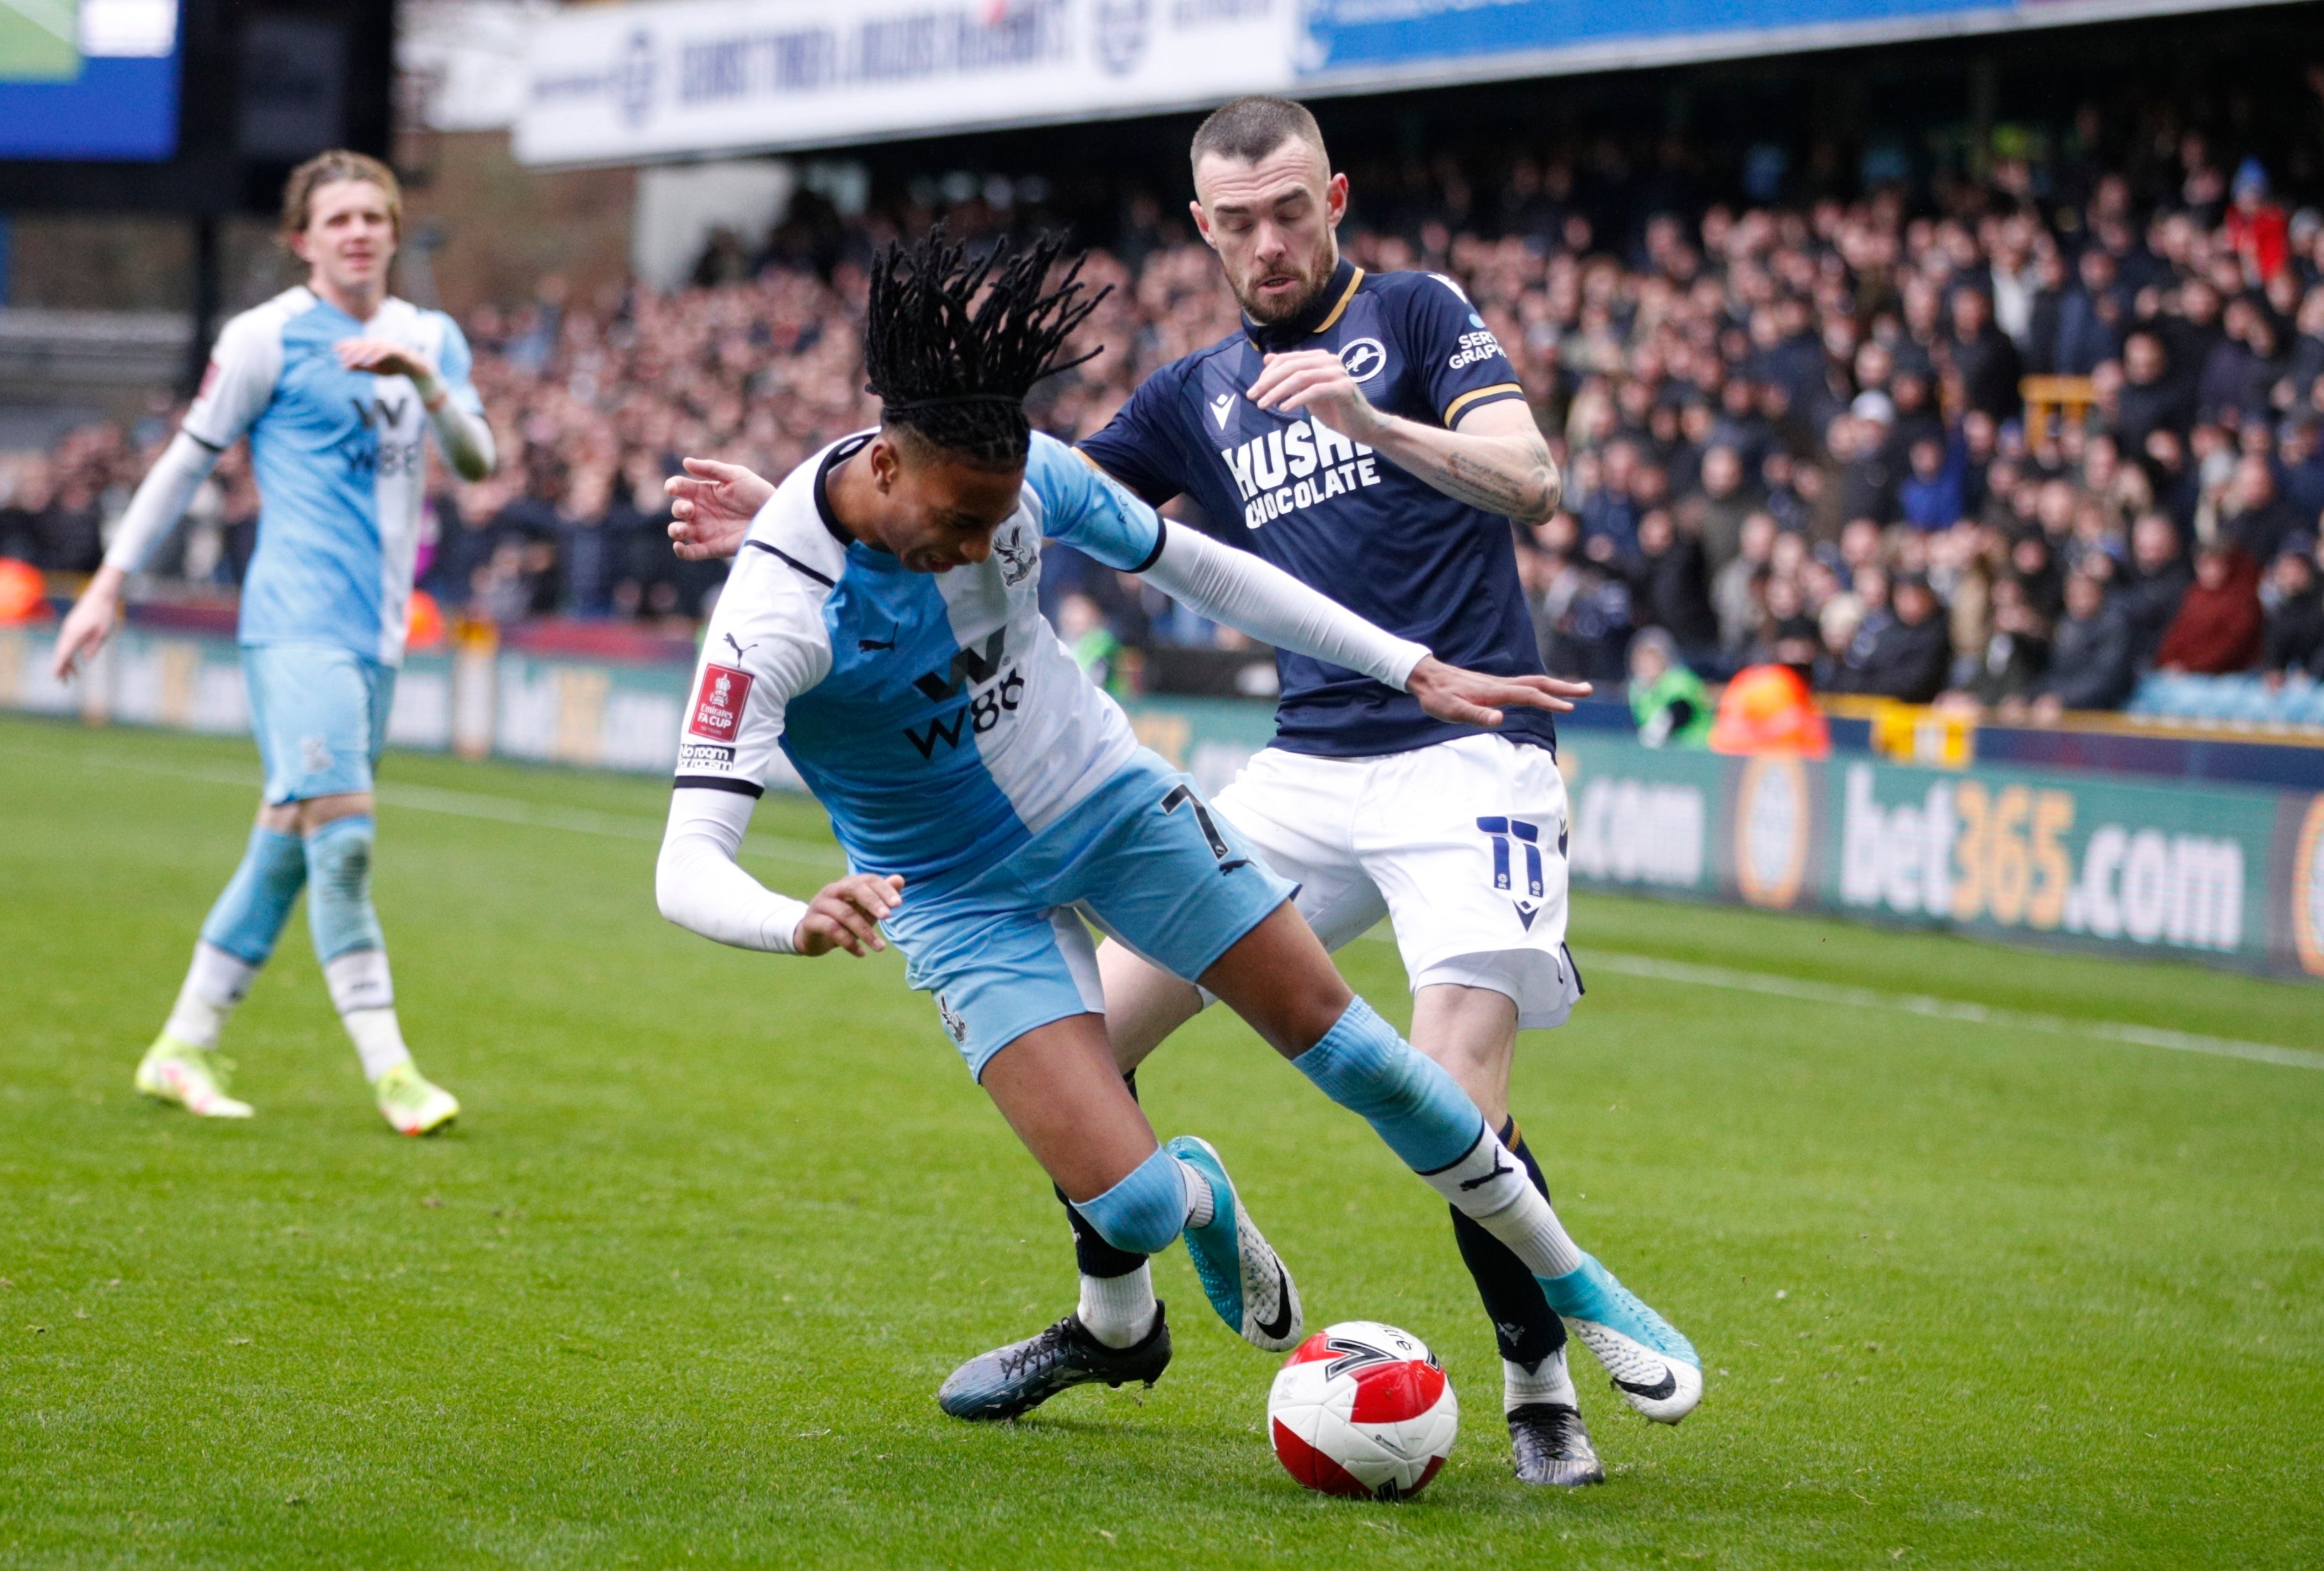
[242,641,397,805]
[880,748,1295,1080]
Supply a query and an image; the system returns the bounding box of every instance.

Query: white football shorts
[1211,732,1582,1030]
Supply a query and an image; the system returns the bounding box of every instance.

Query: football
[1266,1320,1459,1500]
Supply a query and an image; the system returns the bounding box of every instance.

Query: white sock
[1175,1157,1215,1229]
[1417,1130,1584,1279]
[162,942,259,1051]
[344,1009,413,1082]
[323,949,394,1014]
[1505,1347,1579,1412]
[1078,1263,1159,1349]
[323,951,411,1080]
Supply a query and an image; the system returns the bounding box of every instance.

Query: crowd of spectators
[10,123,2324,719]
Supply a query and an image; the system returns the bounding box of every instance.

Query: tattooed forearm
[1433,442,1561,522]
[1358,408,1563,522]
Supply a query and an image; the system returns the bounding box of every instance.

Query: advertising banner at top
[514,0,1295,168]
[1295,0,2290,88]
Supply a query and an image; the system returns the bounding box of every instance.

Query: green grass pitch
[3,713,2319,1569]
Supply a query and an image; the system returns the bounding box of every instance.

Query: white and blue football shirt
[180,286,482,666]
[673,430,1168,886]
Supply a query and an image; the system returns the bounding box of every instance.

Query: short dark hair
[861,225,1107,470]
[1189,96,1326,175]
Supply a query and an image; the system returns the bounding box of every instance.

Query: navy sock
[1450,1118,1568,1369]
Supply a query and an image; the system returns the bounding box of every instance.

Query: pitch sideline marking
[1566,950,2324,1072]
[41,745,845,871]
[1371,935,2320,1073]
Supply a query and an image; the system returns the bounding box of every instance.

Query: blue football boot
[1164,1135,1303,1352]
[1537,1252,1702,1423]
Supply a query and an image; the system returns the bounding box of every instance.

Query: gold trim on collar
[1442,382,1526,426]
[1311,267,1365,335]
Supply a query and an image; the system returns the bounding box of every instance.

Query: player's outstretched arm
[1133,520,1589,723]
[52,427,229,679]
[1249,351,1560,523]
[665,458,772,561]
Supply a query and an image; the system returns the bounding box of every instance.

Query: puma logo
[1460,1155,1516,1192]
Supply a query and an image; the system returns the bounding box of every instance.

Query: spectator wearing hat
[2225,158,2291,285]
[2025,568,2138,719]
[2156,541,2265,674]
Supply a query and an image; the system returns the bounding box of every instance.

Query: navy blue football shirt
[1079,257,1556,759]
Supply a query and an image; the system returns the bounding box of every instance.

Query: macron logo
[1210,392,1237,430]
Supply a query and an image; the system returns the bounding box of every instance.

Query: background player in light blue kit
[51,151,497,1135]
[654,228,1696,1430]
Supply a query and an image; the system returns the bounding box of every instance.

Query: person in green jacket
[1627,628,1713,748]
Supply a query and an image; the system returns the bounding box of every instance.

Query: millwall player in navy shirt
[1005,97,1699,1477]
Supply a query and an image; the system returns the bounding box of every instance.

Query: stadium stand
[6,114,2323,733]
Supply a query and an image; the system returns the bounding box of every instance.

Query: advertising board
[516,0,1294,167]
[6,624,2315,983]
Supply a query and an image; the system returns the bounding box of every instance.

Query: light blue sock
[1290,996,1487,1174]
[197,824,308,966]
[304,815,385,963]
[1075,1147,1191,1257]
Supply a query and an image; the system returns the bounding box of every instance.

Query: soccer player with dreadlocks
[654,227,1649,1415]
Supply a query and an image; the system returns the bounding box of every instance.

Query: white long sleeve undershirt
[102,431,223,575]
[1135,521,1429,690]
[413,370,497,480]
[656,787,811,953]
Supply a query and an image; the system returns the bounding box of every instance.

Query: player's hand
[666,458,773,562]
[51,565,126,680]
[793,873,905,957]
[1406,656,1592,729]
[1249,349,1387,443]
[335,337,438,384]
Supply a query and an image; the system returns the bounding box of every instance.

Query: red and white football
[1266,1320,1459,1500]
